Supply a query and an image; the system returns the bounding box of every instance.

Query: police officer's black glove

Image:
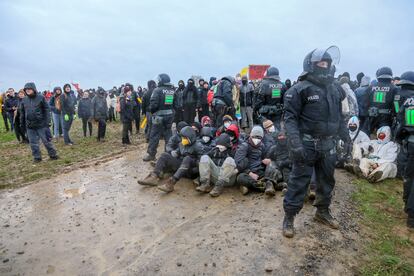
[291,146,306,162]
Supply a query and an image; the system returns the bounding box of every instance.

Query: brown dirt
[0,147,362,275]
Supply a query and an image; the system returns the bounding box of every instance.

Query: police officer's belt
[154,109,173,116]
[408,135,414,144]
[302,133,334,142]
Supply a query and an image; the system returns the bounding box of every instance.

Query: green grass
[0,116,16,142]
[352,178,414,275]
[0,118,142,188]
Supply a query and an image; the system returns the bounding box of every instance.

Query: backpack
[207,83,220,106]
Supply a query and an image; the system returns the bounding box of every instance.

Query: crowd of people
[1,45,414,237]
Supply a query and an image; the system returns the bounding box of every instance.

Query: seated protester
[352,126,398,182]
[225,123,241,155]
[192,122,202,137]
[343,116,370,170]
[235,126,273,195]
[215,115,234,137]
[199,126,215,152]
[265,130,291,195]
[166,121,188,153]
[201,115,216,136]
[262,119,277,153]
[138,126,204,193]
[196,133,237,197]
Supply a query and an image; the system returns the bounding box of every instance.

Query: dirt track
[0,146,362,275]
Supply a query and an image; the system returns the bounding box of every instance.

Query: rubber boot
[282,213,295,238]
[157,177,176,193]
[308,183,316,201]
[407,214,414,231]
[264,181,276,196]
[138,172,160,186]
[314,208,339,229]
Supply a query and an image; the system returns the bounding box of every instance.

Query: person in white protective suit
[340,116,370,168]
[352,126,399,182]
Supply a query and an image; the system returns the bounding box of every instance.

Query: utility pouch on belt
[368,107,379,117]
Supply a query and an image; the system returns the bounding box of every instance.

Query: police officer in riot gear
[254,67,286,130]
[395,71,414,230]
[282,46,350,238]
[143,73,176,162]
[367,67,399,135]
[212,76,235,127]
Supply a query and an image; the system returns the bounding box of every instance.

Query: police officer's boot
[314,208,339,229]
[138,172,160,186]
[157,177,176,193]
[407,214,414,231]
[264,181,276,196]
[282,213,295,238]
[143,153,156,162]
[196,182,213,193]
[209,181,224,197]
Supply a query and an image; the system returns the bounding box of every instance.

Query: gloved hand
[64,114,69,121]
[290,146,307,162]
[171,150,179,158]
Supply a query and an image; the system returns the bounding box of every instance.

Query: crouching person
[235,126,273,195]
[21,82,59,162]
[138,126,204,193]
[352,126,398,182]
[196,133,237,197]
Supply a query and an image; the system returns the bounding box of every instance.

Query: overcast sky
[1,0,413,91]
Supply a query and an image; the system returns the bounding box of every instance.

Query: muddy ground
[0,144,362,275]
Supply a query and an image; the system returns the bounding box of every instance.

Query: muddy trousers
[154,153,197,180]
[27,127,57,160]
[237,171,266,192]
[402,142,414,216]
[283,141,337,215]
[199,156,237,187]
[97,119,106,140]
[14,120,27,142]
[122,121,132,144]
[359,158,397,182]
[147,115,173,157]
[240,106,253,129]
[264,161,283,184]
[81,118,92,137]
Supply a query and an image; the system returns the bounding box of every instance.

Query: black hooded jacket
[142,80,157,114]
[176,126,204,159]
[214,77,234,107]
[20,83,50,129]
[183,80,198,105]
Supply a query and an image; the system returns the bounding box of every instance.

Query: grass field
[0,117,142,188]
[353,178,414,275]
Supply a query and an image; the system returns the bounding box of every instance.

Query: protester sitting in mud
[166,121,189,153]
[198,126,215,152]
[196,133,238,197]
[343,116,370,171]
[215,115,234,137]
[235,126,276,195]
[351,126,398,183]
[138,126,205,193]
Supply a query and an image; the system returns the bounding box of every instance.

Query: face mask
[268,126,276,133]
[224,122,231,129]
[179,84,184,89]
[252,138,261,146]
[202,136,210,143]
[378,132,386,141]
[242,80,247,85]
[217,145,227,152]
[349,125,357,132]
[181,137,190,146]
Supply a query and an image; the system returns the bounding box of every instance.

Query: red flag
[71,82,80,91]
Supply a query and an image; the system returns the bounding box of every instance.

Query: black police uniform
[367,80,398,134]
[283,74,349,216]
[146,75,176,158]
[395,74,414,227]
[255,76,286,130]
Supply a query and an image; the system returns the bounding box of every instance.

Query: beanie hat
[216,133,231,148]
[250,126,264,138]
[262,119,273,129]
